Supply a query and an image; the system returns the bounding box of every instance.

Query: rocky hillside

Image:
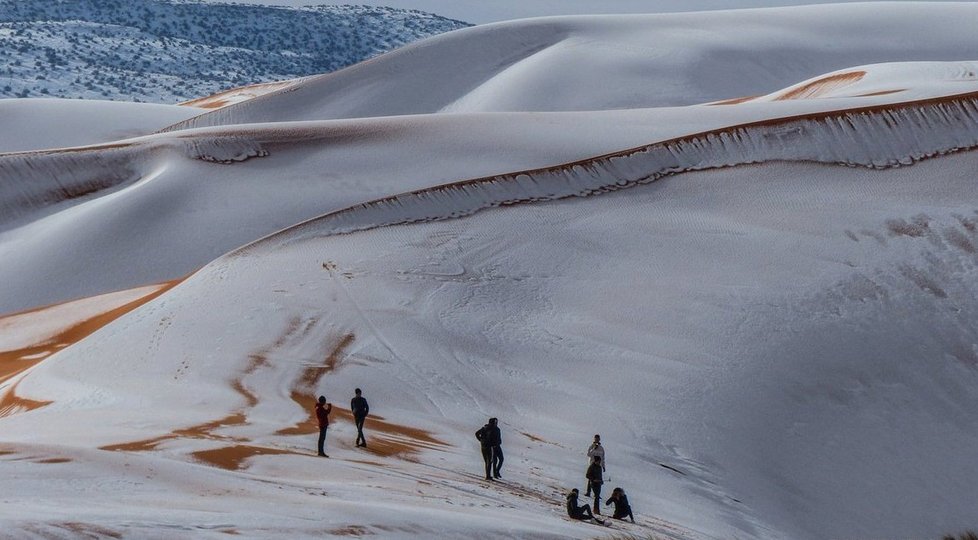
[0,0,470,103]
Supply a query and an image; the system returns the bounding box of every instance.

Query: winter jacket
[566,493,582,518]
[587,442,605,471]
[606,493,633,520]
[351,396,369,418]
[315,402,331,428]
[475,424,501,448]
[586,462,604,485]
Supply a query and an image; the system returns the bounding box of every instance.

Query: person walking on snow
[315,395,332,457]
[566,488,604,524]
[351,388,369,448]
[605,487,635,522]
[475,417,503,480]
[585,434,605,496]
[586,456,604,514]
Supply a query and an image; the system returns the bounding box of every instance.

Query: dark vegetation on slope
[943,532,978,540]
[0,0,470,103]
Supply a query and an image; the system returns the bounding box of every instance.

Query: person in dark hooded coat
[475,417,503,480]
[605,487,635,522]
[566,488,603,524]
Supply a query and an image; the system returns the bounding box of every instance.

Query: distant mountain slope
[0,0,469,103]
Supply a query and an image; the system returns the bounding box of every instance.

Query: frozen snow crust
[4,4,978,540]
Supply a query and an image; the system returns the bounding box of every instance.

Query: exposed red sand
[707,95,758,106]
[775,70,866,100]
[275,334,446,457]
[0,280,181,419]
[855,89,904,97]
[275,333,355,436]
[191,444,300,470]
[35,457,72,464]
[101,319,318,452]
[58,522,122,539]
[100,412,248,452]
[179,80,296,109]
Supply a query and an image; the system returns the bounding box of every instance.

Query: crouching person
[606,487,635,523]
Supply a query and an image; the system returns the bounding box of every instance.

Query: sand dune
[5,5,978,539]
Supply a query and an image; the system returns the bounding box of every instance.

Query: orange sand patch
[275,334,355,436]
[179,80,298,109]
[100,412,248,452]
[855,89,904,97]
[0,383,53,418]
[58,522,122,538]
[775,70,866,100]
[275,334,446,457]
[35,457,72,464]
[103,319,307,452]
[191,444,300,470]
[707,95,758,106]
[0,280,182,418]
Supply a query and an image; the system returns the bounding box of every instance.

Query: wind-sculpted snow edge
[234,91,978,255]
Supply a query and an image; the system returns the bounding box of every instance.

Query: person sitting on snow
[566,488,604,524]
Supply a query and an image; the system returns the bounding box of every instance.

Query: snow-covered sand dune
[0,98,202,153]
[165,2,978,129]
[3,4,978,539]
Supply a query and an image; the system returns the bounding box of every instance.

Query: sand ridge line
[0,280,181,419]
[775,70,866,100]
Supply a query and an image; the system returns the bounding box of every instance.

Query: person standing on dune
[475,417,503,480]
[586,456,604,514]
[316,395,332,457]
[585,434,605,496]
[351,388,369,448]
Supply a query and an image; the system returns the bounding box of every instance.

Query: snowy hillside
[3,3,978,540]
[0,0,469,103]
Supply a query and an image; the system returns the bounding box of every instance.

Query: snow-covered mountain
[3,3,978,539]
[0,0,469,103]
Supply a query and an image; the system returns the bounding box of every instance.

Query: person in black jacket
[605,487,635,522]
[475,417,503,480]
[586,456,604,513]
[566,488,603,524]
[351,388,369,448]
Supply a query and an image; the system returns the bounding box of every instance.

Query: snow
[0,98,201,153]
[168,3,978,128]
[3,3,978,539]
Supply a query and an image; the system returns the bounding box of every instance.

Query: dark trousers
[589,482,602,512]
[571,504,595,520]
[481,446,493,479]
[354,415,367,446]
[491,445,503,477]
[317,426,328,455]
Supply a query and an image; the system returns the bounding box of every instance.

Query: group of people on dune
[475,420,636,526]
[312,395,634,527]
